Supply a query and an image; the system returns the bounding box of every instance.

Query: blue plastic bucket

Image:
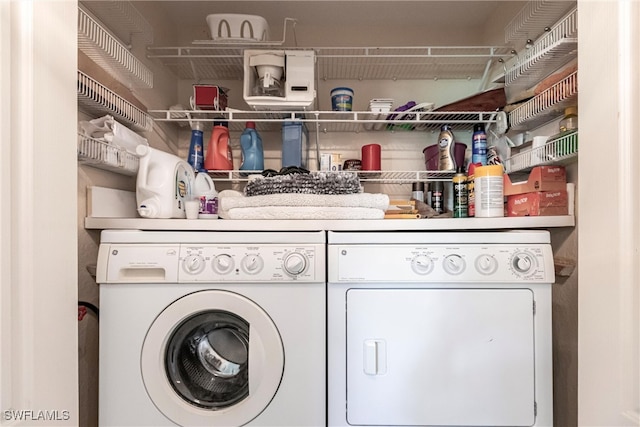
[331,87,354,111]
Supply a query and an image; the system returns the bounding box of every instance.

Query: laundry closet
[55,0,635,426]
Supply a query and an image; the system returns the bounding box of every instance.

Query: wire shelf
[148,109,499,133]
[79,0,153,45]
[146,45,514,81]
[77,133,139,175]
[509,71,577,130]
[78,70,153,132]
[205,170,456,183]
[505,0,577,45]
[505,131,578,173]
[505,7,577,90]
[78,6,153,89]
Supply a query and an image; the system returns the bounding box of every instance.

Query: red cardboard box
[193,85,228,111]
[503,165,566,196]
[506,190,568,217]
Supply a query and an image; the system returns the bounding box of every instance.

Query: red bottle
[204,124,233,170]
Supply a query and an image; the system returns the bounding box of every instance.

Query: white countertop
[85,215,575,231]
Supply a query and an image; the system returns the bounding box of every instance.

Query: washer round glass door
[141,290,284,426]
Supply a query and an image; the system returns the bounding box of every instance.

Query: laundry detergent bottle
[135,145,194,218]
[204,123,233,170]
[239,121,264,173]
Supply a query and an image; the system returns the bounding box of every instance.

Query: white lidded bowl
[206,14,270,42]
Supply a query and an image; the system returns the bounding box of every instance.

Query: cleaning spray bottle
[239,121,264,173]
[187,121,205,172]
[204,122,233,170]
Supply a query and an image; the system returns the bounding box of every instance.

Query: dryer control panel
[328,244,555,283]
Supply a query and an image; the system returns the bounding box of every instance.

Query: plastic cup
[184,199,200,219]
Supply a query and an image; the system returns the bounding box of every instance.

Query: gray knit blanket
[244,171,361,196]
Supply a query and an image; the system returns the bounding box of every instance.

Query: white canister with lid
[194,173,219,219]
[474,165,504,218]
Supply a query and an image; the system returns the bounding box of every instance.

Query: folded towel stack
[244,171,361,196]
[219,190,390,220]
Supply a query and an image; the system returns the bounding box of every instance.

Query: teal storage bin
[281,121,309,168]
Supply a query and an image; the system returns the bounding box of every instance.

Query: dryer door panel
[346,288,535,426]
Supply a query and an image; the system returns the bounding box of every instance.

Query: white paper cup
[185,200,200,219]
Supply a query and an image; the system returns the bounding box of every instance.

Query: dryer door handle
[363,339,387,375]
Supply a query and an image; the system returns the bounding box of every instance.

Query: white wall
[0,0,78,425]
[578,1,640,425]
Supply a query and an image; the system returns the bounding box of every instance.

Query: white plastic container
[135,145,194,218]
[194,173,218,219]
[474,165,504,218]
[206,14,269,42]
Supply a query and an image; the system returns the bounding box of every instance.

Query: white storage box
[206,14,269,42]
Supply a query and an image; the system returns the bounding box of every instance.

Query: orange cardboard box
[503,166,567,196]
[506,190,568,217]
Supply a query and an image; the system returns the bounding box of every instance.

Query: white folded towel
[78,115,148,154]
[219,191,390,219]
[227,206,385,220]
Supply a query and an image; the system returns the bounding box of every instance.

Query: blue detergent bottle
[239,121,264,172]
[187,121,205,172]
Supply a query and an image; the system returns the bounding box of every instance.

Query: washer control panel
[331,244,554,283]
[178,244,319,282]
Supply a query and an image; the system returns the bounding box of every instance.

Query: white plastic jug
[135,145,195,218]
[193,172,218,219]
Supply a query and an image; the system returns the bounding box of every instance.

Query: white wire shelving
[77,133,139,175]
[504,7,577,91]
[78,70,153,132]
[149,109,500,134]
[504,0,576,45]
[78,6,153,89]
[205,170,456,183]
[146,45,514,82]
[508,71,577,130]
[79,0,153,45]
[505,131,578,173]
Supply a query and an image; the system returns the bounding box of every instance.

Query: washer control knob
[411,255,434,275]
[283,252,308,276]
[475,254,498,275]
[212,254,235,275]
[241,254,264,275]
[512,252,535,275]
[182,254,205,275]
[443,254,466,275]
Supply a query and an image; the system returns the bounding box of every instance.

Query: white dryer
[96,230,326,427]
[327,230,555,427]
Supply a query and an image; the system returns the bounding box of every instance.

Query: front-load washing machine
[327,230,555,427]
[96,230,325,426]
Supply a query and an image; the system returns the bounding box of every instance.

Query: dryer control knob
[411,255,434,275]
[443,254,466,275]
[282,252,308,276]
